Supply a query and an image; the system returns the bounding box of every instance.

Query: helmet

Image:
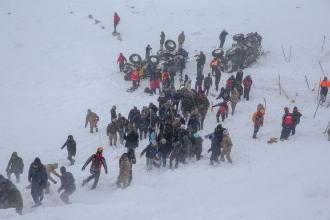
[97,146,104,153]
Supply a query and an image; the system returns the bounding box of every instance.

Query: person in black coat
[140,141,158,171]
[28,158,48,207]
[124,129,139,159]
[291,106,302,135]
[57,166,75,204]
[216,87,230,102]
[206,124,224,165]
[61,135,76,165]
[145,44,152,60]
[196,51,206,74]
[235,69,244,84]
[219,30,228,48]
[158,138,171,167]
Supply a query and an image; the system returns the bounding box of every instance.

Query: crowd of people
[1,15,330,215]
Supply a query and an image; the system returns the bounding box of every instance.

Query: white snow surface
[1,0,330,219]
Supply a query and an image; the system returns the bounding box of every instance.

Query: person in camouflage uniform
[116,153,132,188]
[220,130,233,163]
[6,152,24,183]
[107,119,118,146]
[230,88,239,115]
[85,109,99,133]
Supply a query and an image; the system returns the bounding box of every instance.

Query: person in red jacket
[81,147,108,189]
[243,75,253,101]
[130,69,139,89]
[113,12,120,33]
[117,53,127,72]
[150,77,160,94]
[280,107,293,141]
[213,101,228,122]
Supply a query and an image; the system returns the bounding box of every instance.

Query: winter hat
[96,146,104,153]
[34,157,41,165]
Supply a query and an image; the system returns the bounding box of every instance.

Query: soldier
[0,175,23,214]
[110,105,117,121]
[116,153,132,188]
[45,163,60,194]
[6,152,24,183]
[85,109,99,133]
[61,135,76,165]
[219,30,228,48]
[57,166,75,204]
[178,31,185,49]
[107,119,118,146]
[160,31,165,50]
[220,129,233,163]
[82,147,108,190]
[28,158,48,207]
[145,44,152,60]
[230,88,239,115]
[203,73,213,96]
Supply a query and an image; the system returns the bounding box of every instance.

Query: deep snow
[0,0,330,219]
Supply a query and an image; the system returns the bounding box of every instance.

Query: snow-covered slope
[1,0,330,219]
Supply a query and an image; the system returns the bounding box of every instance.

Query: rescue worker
[280,107,293,141]
[252,104,265,139]
[113,12,120,33]
[291,106,302,135]
[117,53,127,72]
[243,75,253,101]
[320,77,329,104]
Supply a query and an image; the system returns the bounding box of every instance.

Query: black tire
[212,49,224,58]
[164,40,176,51]
[124,73,131,81]
[148,55,159,65]
[123,64,134,74]
[129,54,142,65]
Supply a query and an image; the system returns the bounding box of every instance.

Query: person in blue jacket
[28,157,48,207]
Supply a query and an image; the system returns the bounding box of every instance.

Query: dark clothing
[192,136,203,160]
[219,30,228,48]
[217,88,230,102]
[110,108,117,121]
[58,171,75,204]
[236,70,243,83]
[204,76,212,95]
[214,70,221,91]
[160,32,165,49]
[61,139,76,164]
[243,76,253,100]
[145,45,152,60]
[141,144,158,159]
[124,132,139,149]
[82,153,107,189]
[6,156,24,182]
[28,162,48,205]
[0,177,23,214]
[291,110,302,135]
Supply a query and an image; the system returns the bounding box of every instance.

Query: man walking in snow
[219,30,228,48]
[61,135,76,165]
[57,166,75,204]
[82,147,108,190]
[252,104,265,139]
[6,152,24,183]
[117,53,127,72]
[280,107,293,141]
[28,158,48,207]
[85,109,99,133]
[178,31,185,49]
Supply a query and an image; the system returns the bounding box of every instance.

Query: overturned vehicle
[122,39,189,81]
[212,32,263,73]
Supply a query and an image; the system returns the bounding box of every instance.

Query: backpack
[252,112,257,123]
[284,114,293,126]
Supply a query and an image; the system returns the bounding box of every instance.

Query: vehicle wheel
[129,54,142,65]
[164,40,176,51]
[148,55,159,65]
[212,49,224,58]
[123,64,134,74]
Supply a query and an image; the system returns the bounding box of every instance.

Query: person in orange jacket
[117,53,127,72]
[320,77,329,104]
[113,12,120,33]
